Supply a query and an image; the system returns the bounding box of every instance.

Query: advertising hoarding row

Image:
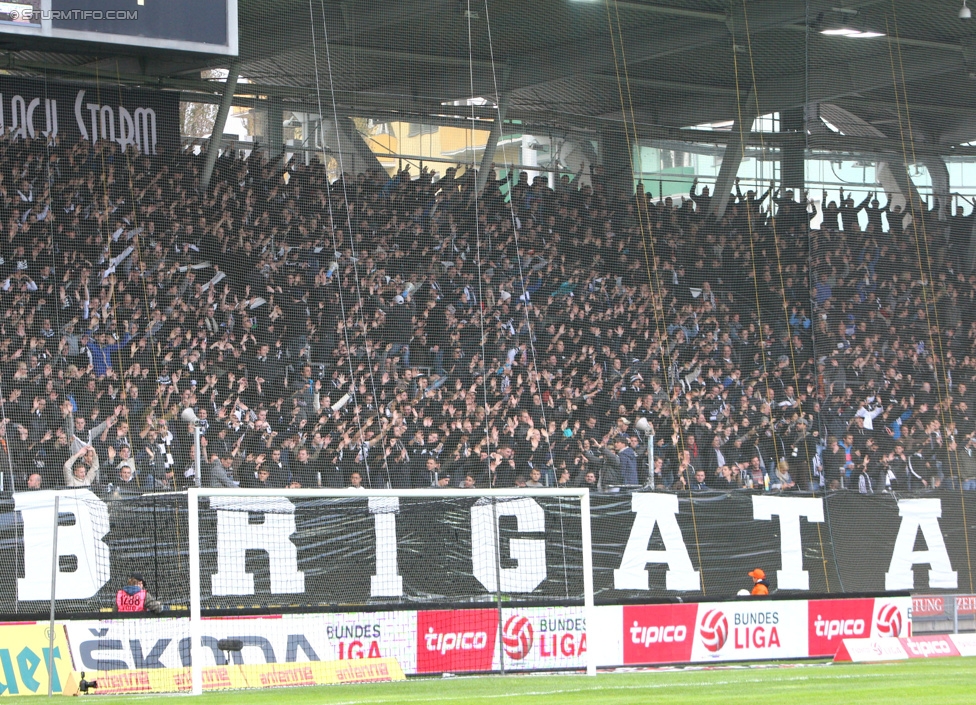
[0,596,914,694]
[835,633,976,662]
[44,597,909,683]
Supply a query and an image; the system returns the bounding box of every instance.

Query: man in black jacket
[289,446,324,488]
[690,469,710,491]
[788,419,818,490]
[839,188,870,232]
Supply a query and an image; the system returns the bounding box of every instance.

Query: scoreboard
[0,0,237,55]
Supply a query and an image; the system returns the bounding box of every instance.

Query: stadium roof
[5,0,976,150]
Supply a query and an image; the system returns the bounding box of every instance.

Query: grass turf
[9,659,972,704]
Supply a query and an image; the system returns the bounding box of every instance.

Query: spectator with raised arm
[63,444,100,488]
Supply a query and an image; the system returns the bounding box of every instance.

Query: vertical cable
[736,0,829,589]
[482,0,558,482]
[467,0,495,484]
[308,0,389,487]
[887,7,974,591]
[605,0,704,590]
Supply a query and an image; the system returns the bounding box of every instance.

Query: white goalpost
[187,487,597,695]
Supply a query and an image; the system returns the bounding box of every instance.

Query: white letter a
[885,499,957,590]
[614,493,699,591]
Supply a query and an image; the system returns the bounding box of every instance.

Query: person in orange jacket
[748,568,770,596]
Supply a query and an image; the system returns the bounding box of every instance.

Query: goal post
[187,487,596,694]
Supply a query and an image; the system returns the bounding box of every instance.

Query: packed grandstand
[1,133,973,499]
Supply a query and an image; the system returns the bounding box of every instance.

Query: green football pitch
[9,659,973,704]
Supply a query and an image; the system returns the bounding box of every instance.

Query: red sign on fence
[415,610,498,674]
[911,596,945,617]
[955,595,976,616]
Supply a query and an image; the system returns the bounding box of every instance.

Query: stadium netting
[0,0,972,639]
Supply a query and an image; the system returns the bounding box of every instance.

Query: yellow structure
[360,121,526,178]
[0,624,73,696]
[61,657,405,695]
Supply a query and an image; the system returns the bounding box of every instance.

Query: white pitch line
[312,670,912,705]
[84,661,923,704]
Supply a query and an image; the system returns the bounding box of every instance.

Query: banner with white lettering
[594,491,969,600]
[65,612,418,674]
[0,490,973,615]
[0,76,179,154]
[616,596,911,665]
[54,597,909,674]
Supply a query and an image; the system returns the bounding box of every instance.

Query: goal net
[182,487,595,693]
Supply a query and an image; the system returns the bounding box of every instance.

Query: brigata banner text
[0,490,970,614]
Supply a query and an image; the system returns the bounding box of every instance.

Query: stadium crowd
[1,133,975,497]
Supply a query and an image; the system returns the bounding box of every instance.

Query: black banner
[0,75,179,154]
[1,490,975,616]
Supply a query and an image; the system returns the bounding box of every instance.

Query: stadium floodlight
[187,487,596,695]
[820,27,885,37]
[819,10,885,38]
